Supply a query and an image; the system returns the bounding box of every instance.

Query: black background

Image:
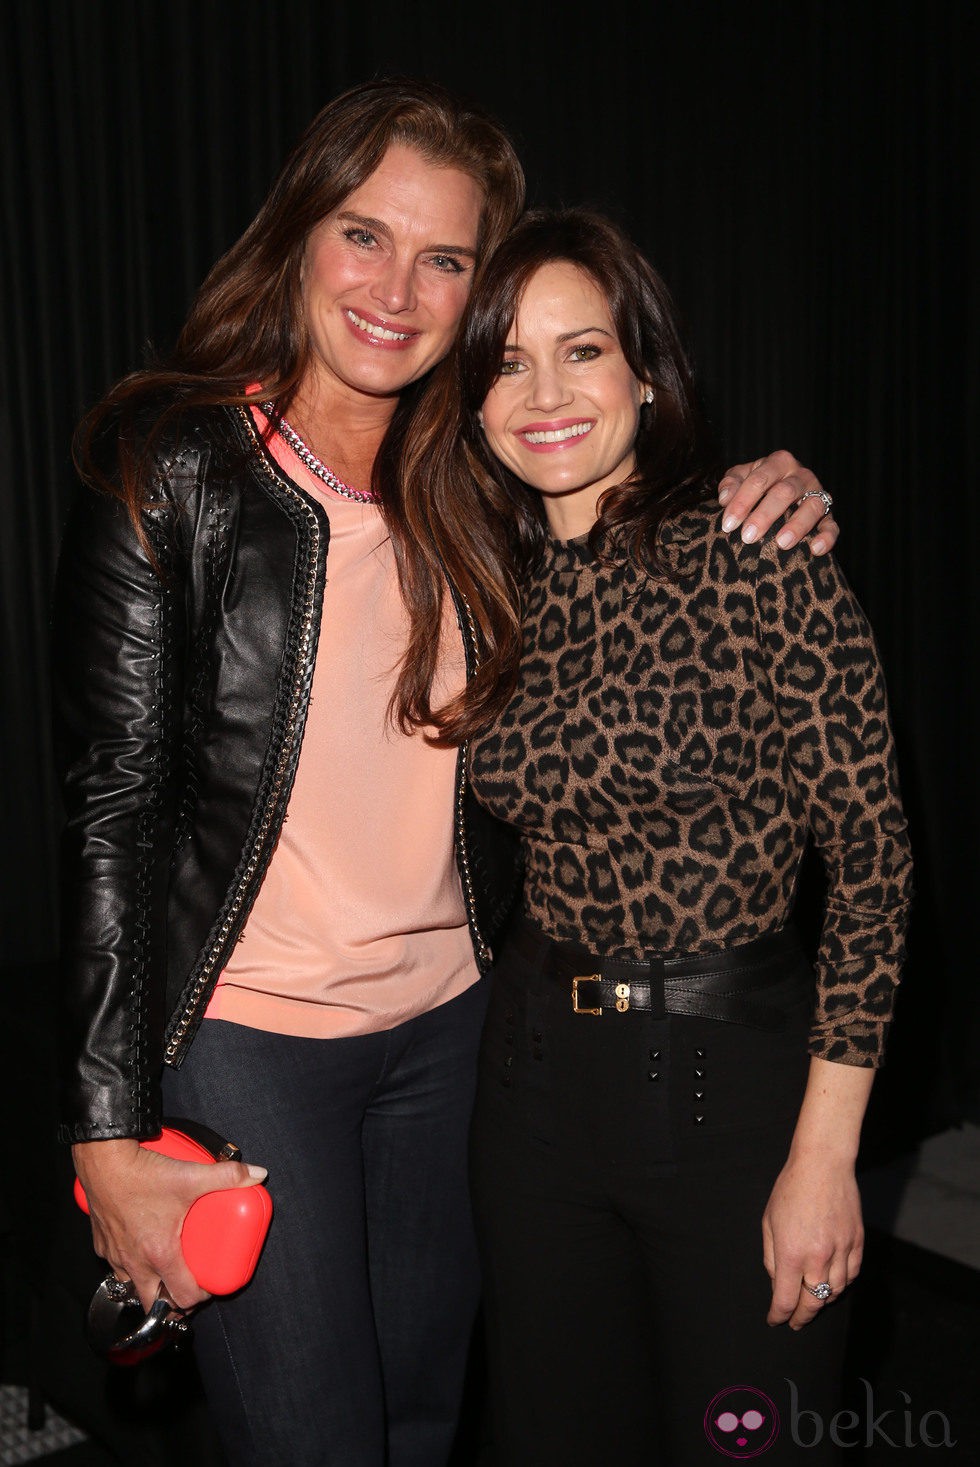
[2,0,976,1141]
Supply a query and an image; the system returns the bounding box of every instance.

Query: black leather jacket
[54,404,522,1145]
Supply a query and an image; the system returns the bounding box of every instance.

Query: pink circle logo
[704,1385,779,1458]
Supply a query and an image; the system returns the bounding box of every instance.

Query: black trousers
[470,925,849,1467]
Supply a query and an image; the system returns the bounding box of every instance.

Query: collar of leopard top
[538,507,706,591]
[545,514,696,562]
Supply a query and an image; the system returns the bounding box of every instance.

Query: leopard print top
[469,499,913,1067]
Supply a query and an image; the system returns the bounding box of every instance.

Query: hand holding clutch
[74,1117,273,1362]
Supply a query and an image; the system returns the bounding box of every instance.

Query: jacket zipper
[164,410,322,1063]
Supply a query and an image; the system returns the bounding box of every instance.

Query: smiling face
[300,142,484,411]
[479,260,648,540]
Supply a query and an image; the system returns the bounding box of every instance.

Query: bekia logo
[704,1385,779,1458]
[704,1379,957,1453]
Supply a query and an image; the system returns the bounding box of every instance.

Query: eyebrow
[337,211,478,258]
[503,326,617,350]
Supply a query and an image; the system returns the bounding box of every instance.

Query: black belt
[509,922,806,1032]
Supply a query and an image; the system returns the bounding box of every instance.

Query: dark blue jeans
[162,980,488,1467]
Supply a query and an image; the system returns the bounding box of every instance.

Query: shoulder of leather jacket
[75,400,257,574]
[84,394,245,500]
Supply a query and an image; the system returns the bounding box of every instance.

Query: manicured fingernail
[741,523,758,544]
[776,528,794,549]
[812,537,827,554]
[722,513,740,533]
[718,485,732,504]
[247,1165,268,1182]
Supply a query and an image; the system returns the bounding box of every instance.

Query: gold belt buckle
[571,974,602,1016]
[615,982,630,1013]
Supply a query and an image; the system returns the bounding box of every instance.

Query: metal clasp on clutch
[571,974,602,1016]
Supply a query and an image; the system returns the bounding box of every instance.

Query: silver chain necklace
[263,403,378,504]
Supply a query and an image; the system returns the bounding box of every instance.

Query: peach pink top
[204,407,478,1038]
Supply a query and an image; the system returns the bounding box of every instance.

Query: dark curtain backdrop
[2,0,976,1124]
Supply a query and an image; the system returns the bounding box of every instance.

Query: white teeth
[346,309,412,342]
[522,422,593,444]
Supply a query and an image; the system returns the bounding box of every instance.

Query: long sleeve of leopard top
[753,540,913,1067]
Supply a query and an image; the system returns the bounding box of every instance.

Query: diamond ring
[799,489,833,516]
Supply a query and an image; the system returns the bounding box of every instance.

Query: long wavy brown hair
[391,208,719,744]
[74,77,525,556]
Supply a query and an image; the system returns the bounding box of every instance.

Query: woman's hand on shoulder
[761,1148,864,1330]
[718,451,838,555]
[73,1137,267,1313]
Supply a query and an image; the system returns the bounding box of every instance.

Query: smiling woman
[56,80,526,1467]
[397,209,912,1466]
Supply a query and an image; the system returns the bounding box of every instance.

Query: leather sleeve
[53,476,189,1143]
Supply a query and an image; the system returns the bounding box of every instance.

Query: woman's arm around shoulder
[719,450,838,554]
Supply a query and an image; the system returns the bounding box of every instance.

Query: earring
[643,388,654,405]
[476,411,484,428]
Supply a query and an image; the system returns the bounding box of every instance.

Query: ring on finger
[803,1279,834,1302]
[798,488,833,516]
[104,1276,135,1302]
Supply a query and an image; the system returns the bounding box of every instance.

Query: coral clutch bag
[73,1117,272,1295]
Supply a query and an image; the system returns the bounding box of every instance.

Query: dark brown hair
[391,208,718,743]
[74,78,525,550]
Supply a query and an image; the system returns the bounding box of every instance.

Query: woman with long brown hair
[396,209,911,1465]
[55,79,837,1465]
